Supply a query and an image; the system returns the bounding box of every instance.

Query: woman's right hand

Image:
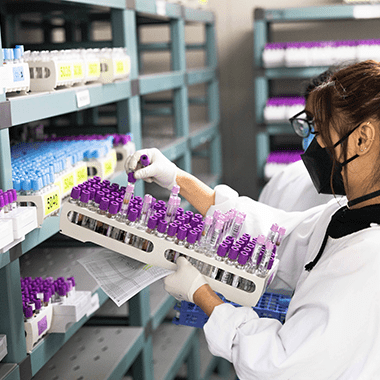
[125,148,178,190]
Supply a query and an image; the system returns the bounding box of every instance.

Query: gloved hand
[164,256,208,303]
[125,148,178,190]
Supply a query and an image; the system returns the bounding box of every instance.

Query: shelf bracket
[0,100,12,130]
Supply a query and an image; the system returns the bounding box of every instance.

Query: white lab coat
[258,160,337,212]
[204,185,380,380]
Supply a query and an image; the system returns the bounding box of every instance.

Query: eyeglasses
[289,109,314,138]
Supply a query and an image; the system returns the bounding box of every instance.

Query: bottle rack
[253,3,380,184]
[0,1,226,379]
[60,201,278,308]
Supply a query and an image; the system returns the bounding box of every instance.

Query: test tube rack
[17,185,61,227]
[0,207,38,253]
[0,62,30,93]
[59,202,279,307]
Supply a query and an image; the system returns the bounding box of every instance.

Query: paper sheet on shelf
[78,248,174,307]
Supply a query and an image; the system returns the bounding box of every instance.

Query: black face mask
[301,127,360,195]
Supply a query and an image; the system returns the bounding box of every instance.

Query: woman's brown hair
[309,60,380,191]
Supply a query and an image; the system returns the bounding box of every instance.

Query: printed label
[156,0,166,16]
[62,172,75,195]
[87,61,100,78]
[44,189,61,216]
[103,159,114,177]
[75,165,87,185]
[114,59,130,76]
[38,316,48,335]
[13,66,25,82]
[58,64,73,81]
[73,63,84,79]
[76,89,91,108]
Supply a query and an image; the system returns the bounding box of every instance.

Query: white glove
[164,257,208,303]
[125,148,178,190]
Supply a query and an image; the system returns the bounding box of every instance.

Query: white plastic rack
[60,201,278,307]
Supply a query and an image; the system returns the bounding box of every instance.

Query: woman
[126,60,380,379]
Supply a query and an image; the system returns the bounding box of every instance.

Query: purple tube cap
[167,223,178,237]
[108,201,119,215]
[23,305,33,318]
[187,230,198,244]
[128,172,137,183]
[147,216,158,229]
[70,186,81,199]
[228,245,239,260]
[80,189,90,203]
[237,252,249,266]
[128,208,138,222]
[157,219,168,233]
[140,154,150,167]
[217,243,228,258]
[99,197,110,211]
[177,226,187,241]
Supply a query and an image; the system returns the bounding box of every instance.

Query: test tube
[266,223,279,243]
[141,215,158,252]
[219,245,239,284]
[208,243,229,279]
[275,227,286,246]
[246,234,266,274]
[256,241,275,277]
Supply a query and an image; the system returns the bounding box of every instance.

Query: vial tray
[172,292,291,328]
[59,202,279,307]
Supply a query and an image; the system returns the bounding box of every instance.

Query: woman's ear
[356,121,375,155]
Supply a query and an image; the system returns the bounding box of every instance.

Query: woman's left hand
[164,256,208,303]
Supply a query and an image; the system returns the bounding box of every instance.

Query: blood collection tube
[275,227,286,246]
[103,201,119,237]
[208,243,229,279]
[230,212,246,239]
[140,154,150,167]
[246,234,266,274]
[123,208,139,245]
[266,223,279,243]
[93,197,110,233]
[68,186,81,222]
[77,189,91,226]
[208,219,224,253]
[219,245,239,284]
[231,251,250,288]
[141,216,158,252]
[256,241,274,277]
[155,219,168,238]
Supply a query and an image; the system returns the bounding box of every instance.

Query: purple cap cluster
[21,275,76,319]
[266,150,303,164]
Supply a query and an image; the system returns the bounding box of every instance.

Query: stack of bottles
[1,44,30,94]
[24,47,131,91]
[66,176,286,293]
[262,39,380,68]
[21,275,77,321]
[264,150,303,180]
[263,96,305,123]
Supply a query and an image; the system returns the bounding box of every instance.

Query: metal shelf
[1,80,132,129]
[152,322,199,380]
[31,326,144,380]
[0,364,18,380]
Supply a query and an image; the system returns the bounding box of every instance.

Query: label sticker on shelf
[76,89,91,108]
[103,159,114,177]
[62,172,75,195]
[75,165,88,185]
[43,190,61,216]
[156,0,166,16]
[58,64,73,81]
[13,66,25,82]
[87,61,101,78]
[73,62,85,80]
